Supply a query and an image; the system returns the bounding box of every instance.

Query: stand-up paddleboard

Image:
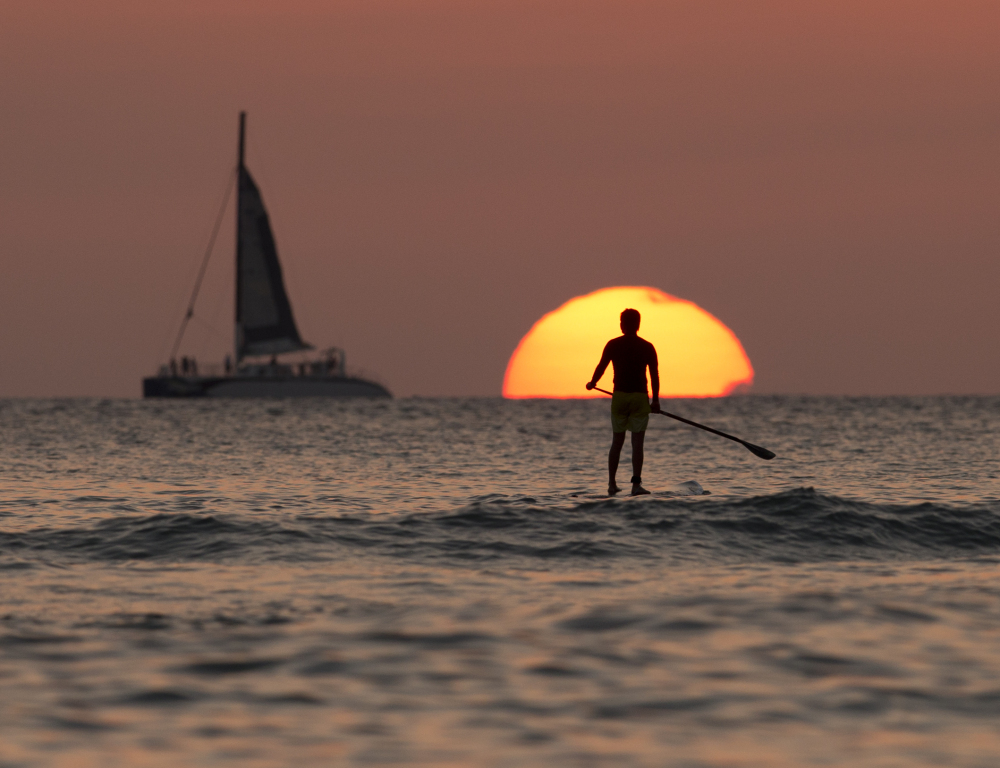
[569,480,709,499]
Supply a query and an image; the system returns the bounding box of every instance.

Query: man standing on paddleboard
[586,308,661,496]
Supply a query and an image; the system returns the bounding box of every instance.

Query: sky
[2,0,998,397]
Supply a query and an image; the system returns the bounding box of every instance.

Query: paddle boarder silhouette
[586,308,661,496]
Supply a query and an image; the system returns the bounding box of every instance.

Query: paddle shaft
[591,386,775,460]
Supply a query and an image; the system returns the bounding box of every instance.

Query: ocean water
[2,395,1000,768]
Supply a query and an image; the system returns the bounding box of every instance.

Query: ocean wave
[2,489,1000,565]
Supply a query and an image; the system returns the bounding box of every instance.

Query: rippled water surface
[2,396,1000,767]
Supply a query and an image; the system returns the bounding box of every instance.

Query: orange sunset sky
[2,0,999,397]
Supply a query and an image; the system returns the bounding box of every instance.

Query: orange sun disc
[503,286,753,398]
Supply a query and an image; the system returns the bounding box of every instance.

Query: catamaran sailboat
[144,113,391,398]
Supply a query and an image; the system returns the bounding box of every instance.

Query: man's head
[620,308,641,334]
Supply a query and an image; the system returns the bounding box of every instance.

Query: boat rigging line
[168,168,237,362]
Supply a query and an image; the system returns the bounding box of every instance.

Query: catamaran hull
[143,376,391,398]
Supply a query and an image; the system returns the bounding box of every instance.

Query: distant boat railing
[155,359,354,379]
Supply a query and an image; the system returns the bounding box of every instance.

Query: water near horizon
[2,395,1000,767]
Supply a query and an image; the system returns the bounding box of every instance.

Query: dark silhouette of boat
[144,113,390,398]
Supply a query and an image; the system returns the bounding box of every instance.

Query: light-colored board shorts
[611,391,651,433]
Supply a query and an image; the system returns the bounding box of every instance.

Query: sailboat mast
[235,111,246,363]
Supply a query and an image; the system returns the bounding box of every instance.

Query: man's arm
[649,346,660,412]
[586,342,613,390]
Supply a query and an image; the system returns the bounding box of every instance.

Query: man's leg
[608,432,626,495]
[630,431,649,496]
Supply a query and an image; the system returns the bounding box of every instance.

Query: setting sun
[503,286,753,398]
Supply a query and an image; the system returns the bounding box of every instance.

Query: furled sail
[236,165,311,360]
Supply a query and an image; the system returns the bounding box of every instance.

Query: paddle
[590,386,776,461]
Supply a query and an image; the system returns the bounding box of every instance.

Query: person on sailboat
[586,308,661,496]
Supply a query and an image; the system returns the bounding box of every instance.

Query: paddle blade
[743,442,776,460]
